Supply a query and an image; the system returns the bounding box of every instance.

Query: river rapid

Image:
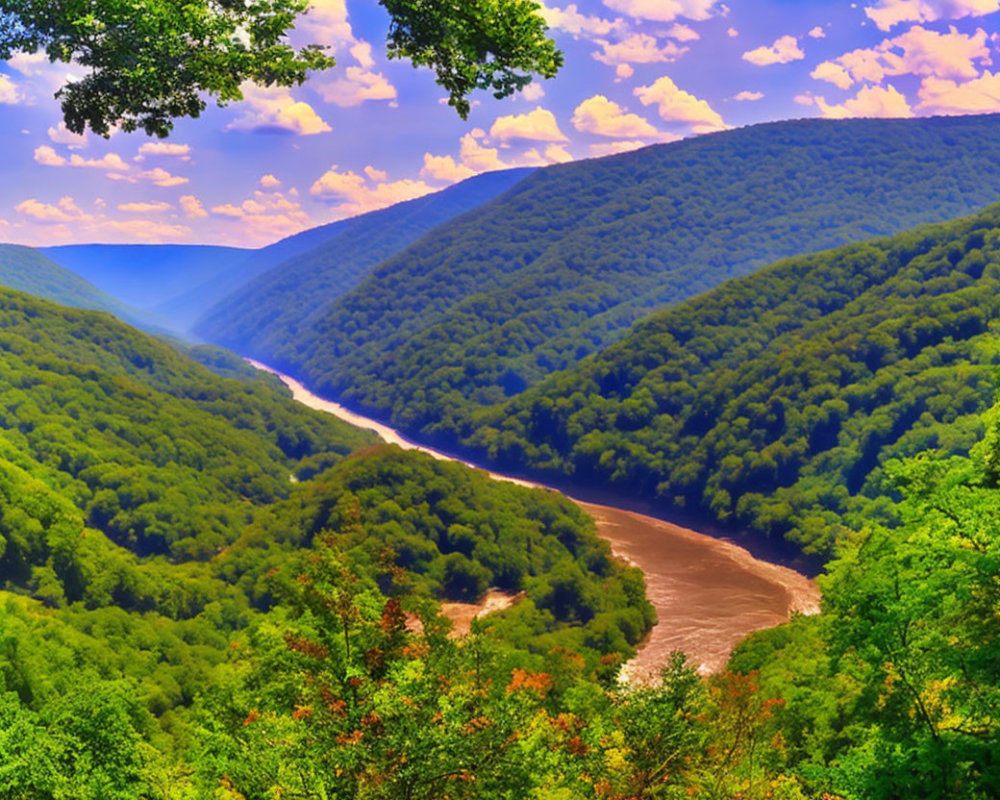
[249,360,821,680]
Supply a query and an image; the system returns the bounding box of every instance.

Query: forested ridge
[203,114,1000,440]
[196,167,533,347]
[461,202,1000,556]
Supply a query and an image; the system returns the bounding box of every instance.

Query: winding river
[248,360,821,680]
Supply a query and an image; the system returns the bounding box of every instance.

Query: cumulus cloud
[421,153,477,183]
[68,153,131,171]
[0,74,21,104]
[808,26,827,38]
[602,0,720,23]
[811,25,990,89]
[815,83,914,117]
[33,145,66,167]
[571,94,666,138]
[634,76,727,132]
[228,84,332,135]
[666,23,700,41]
[539,3,626,36]
[742,35,805,66]
[137,142,191,159]
[316,67,397,107]
[593,32,689,65]
[260,174,282,188]
[48,122,86,148]
[135,168,189,187]
[179,195,209,218]
[520,82,546,101]
[489,107,568,142]
[210,189,313,243]
[733,90,764,101]
[458,130,511,173]
[310,166,436,217]
[918,70,1000,112]
[864,0,1000,31]
[16,196,92,223]
[117,201,173,213]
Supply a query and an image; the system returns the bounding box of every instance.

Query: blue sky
[2,0,999,247]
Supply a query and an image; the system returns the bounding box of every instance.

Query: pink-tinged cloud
[666,23,700,41]
[602,0,719,23]
[310,166,436,217]
[117,201,173,213]
[48,122,86,148]
[489,107,569,142]
[811,61,854,90]
[815,83,915,117]
[589,140,651,156]
[34,145,66,167]
[228,84,332,135]
[593,33,689,65]
[634,76,727,132]
[137,142,191,158]
[179,195,208,218]
[733,90,765,101]
[742,35,805,66]
[16,196,91,223]
[317,67,397,107]
[0,74,20,104]
[540,3,626,36]
[260,174,282,188]
[421,153,477,183]
[571,94,666,138]
[808,26,827,38]
[68,153,131,171]
[918,70,1000,112]
[865,0,1000,31]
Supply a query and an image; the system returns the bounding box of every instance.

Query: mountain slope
[465,202,1000,555]
[220,114,1000,441]
[0,244,161,330]
[195,167,534,348]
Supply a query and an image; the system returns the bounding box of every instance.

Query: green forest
[460,202,1000,557]
[201,115,1000,440]
[4,277,998,796]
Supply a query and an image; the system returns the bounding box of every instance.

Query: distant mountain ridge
[194,167,535,348]
[0,244,159,331]
[192,114,1000,444]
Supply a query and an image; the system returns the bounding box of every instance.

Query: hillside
[0,285,654,796]
[195,167,534,346]
[208,114,1000,441]
[0,244,152,328]
[466,202,1000,556]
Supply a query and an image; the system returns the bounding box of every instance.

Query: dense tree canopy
[0,0,561,136]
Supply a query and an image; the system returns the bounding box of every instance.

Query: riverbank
[248,359,821,679]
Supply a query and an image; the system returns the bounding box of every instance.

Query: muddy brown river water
[248,360,821,680]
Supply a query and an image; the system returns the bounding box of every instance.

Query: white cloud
[179,195,209,218]
[15,196,92,223]
[228,84,332,135]
[539,3,626,36]
[137,142,191,158]
[316,66,397,106]
[589,140,650,156]
[812,25,990,89]
[489,107,568,142]
[602,0,720,23]
[310,166,436,217]
[571,94,668,138]
[634,76,727,132]
[117,201,173,213]
[808,26,827,38]
[593,32,688,65]
[33,145,66,167]
[865,0,1000,31]
[742,35,805,66]
[918,69,1000,112]
[666,23,701,41]
[521,82,546,101]
[733,90,764,101]
[0,73,21,104]
[815,83,914,117]
[48,122,86,148]
[421,153,477,183]
[811,61,855,90]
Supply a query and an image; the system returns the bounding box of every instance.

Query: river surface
[249,360,821,679]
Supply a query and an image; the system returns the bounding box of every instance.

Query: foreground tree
[0,0,562,136]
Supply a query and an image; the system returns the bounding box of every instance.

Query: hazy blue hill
[467,202,1000,556]
[41,243,249,317]
[195,167,535,350]
[218,114,1000,443]
[0,243,157,329]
